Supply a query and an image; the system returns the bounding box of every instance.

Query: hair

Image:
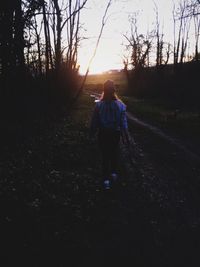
[100,80,119,101]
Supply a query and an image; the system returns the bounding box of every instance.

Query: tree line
[0,0,88,76]
[0,0,114,116]
[123,0,200,107]
[0,0,199,112]
[124,0,200,71]
[0,0,89,116]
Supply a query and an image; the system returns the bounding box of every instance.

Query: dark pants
[98,128,120,178]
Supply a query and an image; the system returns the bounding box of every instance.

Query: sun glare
[79,55,116,75]
[78,0,177,76]
[78,37,123,75]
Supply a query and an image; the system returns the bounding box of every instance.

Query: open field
[84,70,128,94]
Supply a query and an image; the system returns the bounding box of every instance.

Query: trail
[1,92,199,266]
[127,111,200,163]
[88,90,200,163]
[115,94,200,267]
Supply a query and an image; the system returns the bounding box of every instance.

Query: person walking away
[90,80,129,189]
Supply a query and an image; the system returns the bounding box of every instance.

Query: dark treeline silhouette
[124,0,200,109]
[0,0,87,121]
[125,61,200,110]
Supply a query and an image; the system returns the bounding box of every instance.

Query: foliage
[0,0,87,113]
[126,61,200,108]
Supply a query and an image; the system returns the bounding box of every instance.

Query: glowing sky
[78,0,176,74]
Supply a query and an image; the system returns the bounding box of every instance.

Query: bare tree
[180,13,191,63]
[78,0,112,94]
[0,0,14,77]
[173,1,184,64]
[41,0,51,72]
[124,14,153,71]
[183,0,200,17]
[173,0,191,63]
[34,14,43,74]
[173,0,199,63]
[0,0,26,77]
[163,42,173,65]
[47,0,87,72]
[52,0,62,70]
[15,0,26,70]
[154,2,164,67]
[193,2,200,60]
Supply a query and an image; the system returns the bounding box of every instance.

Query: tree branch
[78,0,112,93]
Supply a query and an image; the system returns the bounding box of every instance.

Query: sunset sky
[77,0,197,74]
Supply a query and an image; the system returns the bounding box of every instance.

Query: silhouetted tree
[154,3,164,67]
[0,0,25,77]
[173,0,199,63]
[124,14,153,71]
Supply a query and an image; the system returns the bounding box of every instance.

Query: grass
[0,91,145,266]
[84,71,128,94]
[121,96,200,154]
[0,93,106,265]
[122,95,199,126]
[1,89,200,266]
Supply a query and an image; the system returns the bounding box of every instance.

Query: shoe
[103,179,111,190]
[111,173,118,182]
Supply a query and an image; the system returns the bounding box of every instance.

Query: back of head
[101,80,117,101]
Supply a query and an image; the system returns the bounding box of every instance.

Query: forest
[0,1,200,266]
[0,1,199,117]
[122,0,200,108]
[0,0,89,121]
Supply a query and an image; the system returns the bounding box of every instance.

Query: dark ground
[0,93,200,267]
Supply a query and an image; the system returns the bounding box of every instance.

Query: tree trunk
[0,6,14,77]
[42,0,50,73]
[14,0,25,70]
[52,0,62,71]
[34,15,42,75]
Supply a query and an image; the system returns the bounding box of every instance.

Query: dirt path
[89,90,200,162]
[120,113,200,266]
[127,111,200,162]
[1,92,200,266]
[88,91,200,265]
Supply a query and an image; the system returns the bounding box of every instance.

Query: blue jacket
[90,99,128,134]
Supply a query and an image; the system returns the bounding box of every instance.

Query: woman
[90,80,129,189]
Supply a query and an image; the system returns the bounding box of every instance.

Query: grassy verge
[0,91,144,266]
[63,93,102,181]
[121,96,200,152]
[0,93,106,265]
